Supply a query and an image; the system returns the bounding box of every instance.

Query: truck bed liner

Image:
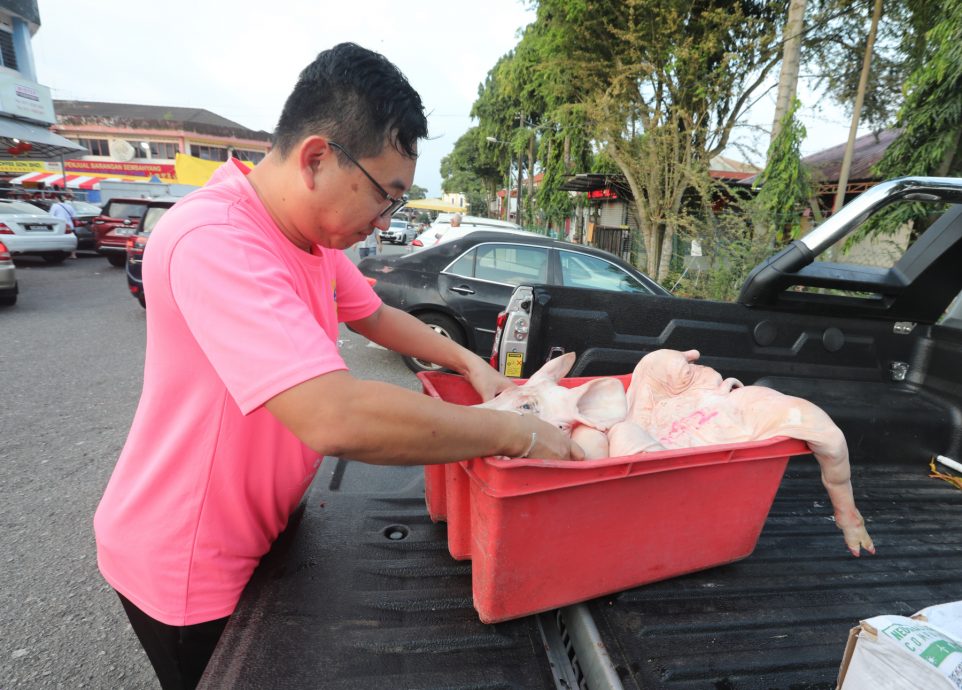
[202,450,962,690]
[593,458,962,689]
[200,459,559,690]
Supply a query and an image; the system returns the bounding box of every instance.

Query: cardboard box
[837,602,962,689]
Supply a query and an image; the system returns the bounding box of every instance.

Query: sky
[31,0,871,195]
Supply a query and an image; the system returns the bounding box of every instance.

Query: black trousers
[117,592,230,690]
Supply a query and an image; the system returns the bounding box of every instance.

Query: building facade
[0,0,86,178]
[52,100,272,179]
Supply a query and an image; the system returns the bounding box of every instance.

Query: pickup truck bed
[201,399,962,689]
[201,179,962,688]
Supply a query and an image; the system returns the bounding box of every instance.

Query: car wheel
[137,293,146,309]
[43,252,69,264]
[0,294,15,306]
[402,313,466,373]
[107,254,126,268]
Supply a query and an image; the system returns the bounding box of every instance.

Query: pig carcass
[621,349,874,557]
[476,352,627,459]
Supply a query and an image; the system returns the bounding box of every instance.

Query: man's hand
[515,413,586,461]
[463,355,515,402]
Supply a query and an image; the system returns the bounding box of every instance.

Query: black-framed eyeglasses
[328,141,407,217]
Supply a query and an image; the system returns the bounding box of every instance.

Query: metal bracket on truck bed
[536,604,625,690]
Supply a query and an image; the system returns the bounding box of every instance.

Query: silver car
[0,238,17,306]
[0,199,76,264]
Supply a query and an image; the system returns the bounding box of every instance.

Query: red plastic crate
[417,371,809,623]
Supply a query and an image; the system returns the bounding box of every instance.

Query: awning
[404,198,468,212]
[0,117,87,159]
[7,171,112,190]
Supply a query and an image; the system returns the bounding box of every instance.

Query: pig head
[624,349,875,558]
[476,352,628,439]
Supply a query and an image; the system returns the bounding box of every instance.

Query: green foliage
[670,212,775,301]
[441,127,501,203]
[849,0,962,243]
[513,0,788,279]
[407,184,428,201]
[752,98,813,242]
[806,0,932,131]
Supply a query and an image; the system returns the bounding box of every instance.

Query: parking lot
[0,243,417,688]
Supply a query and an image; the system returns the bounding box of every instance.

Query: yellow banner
[174,153,253,187]
[0,159,60,174]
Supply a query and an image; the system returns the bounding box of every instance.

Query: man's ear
[298,136,332,191]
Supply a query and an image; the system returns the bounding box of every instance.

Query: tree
[521,0,788,280]
[439,127,504,216]
[855,0,962,240]
[754,98,814,242]
[805,0,935,131]
[407,184,428,201]
[771,0,808,141]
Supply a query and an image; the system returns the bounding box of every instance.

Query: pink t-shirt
[94,159,381,625]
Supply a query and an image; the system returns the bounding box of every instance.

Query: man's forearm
[349,305,479,374]
[265,371,530,465]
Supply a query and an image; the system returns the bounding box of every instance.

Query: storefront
[0,72,87,187]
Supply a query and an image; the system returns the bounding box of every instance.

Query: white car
[0,239,17,306]
[383,217,417,244]
[409,215,535,252]
[0,199,76,263]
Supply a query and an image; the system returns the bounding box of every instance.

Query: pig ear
[683,349,700,362]
[572,378,627,431]
[527,352,576,385]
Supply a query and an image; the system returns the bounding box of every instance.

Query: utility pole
[517,109,524,226]
[832,0,883,218]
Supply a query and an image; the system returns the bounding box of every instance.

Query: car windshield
[390,219,407,228]
[141,206,170,234]
[0,201,46,215]
[105,202,147,219]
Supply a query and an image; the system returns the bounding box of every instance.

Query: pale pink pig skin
[476,352,628,437]
[607,420,665,456]
[625,349,875,557]
[571,426,610,460]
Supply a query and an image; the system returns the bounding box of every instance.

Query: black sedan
[358,230,669,372]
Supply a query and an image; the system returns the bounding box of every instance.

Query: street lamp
[485,136,519,223]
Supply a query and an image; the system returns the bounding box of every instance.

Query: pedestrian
[49,192,78,258]
[434,212,461,243]
[93,43,583,690]
[357,224,381,258]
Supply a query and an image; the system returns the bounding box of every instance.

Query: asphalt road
[0,243,418,689]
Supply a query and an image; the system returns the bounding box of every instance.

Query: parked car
[358,230,668,372]
[30,198,101,251]
[383,217,417,244]
[0,239,17,306]
[0,199,75,263]
[409,215,530,252]
[125,199,176,308]
[93,198,151,267]
[66,200,102,251]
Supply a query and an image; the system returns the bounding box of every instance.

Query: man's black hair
[273,43,427,161]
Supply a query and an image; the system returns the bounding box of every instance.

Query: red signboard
[587,188,619,200]
[64,160,176,178]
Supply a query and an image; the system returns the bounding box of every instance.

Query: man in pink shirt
[94,43,583,690]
